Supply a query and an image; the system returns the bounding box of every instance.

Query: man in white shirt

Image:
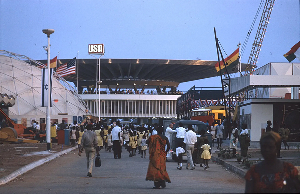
[165,123,176,159]
[165,123,175,141]
[175,123,186,139]
[112,121,122,159]
[35,122,40,132]
[175,122,187,170]
[184,125,197,170]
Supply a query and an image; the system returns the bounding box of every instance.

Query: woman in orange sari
[146,126,171,189]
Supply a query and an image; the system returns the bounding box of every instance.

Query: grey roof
[39,58,249,88]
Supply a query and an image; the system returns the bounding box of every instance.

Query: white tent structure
[0,50,88,127]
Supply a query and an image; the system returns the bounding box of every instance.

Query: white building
[229,62,300,141]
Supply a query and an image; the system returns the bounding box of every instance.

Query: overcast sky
[1,0,299,91]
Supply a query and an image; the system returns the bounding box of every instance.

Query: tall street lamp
[88,44,104,122]
[42,29,54,150]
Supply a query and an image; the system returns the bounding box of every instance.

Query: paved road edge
[0,147,77,186]
[211,156,246,178]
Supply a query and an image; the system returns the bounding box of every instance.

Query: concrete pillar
[141,100,143,116]
[291,87,299,99]
[110,100,112,117]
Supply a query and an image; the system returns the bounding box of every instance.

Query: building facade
[229,62,300,141]
[80,94,180,123]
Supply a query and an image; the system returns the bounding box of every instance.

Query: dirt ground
[0,143,74,179]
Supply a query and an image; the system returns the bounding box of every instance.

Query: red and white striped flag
[56,57,76,77]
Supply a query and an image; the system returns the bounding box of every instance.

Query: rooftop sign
[88,44,104,55]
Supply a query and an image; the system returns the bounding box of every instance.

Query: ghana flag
[284,41,300,62]
[215,48,239,73]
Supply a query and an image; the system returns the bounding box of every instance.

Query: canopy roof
[40,58,250,89]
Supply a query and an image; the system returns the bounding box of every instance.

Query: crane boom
[246,0,275,73]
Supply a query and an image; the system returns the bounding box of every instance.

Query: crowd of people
[74,119,213,188]
[78,88,183,95]
[53,117,299,192]
[75,119,172,188]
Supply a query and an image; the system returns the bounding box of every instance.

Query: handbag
[95,154,101,167]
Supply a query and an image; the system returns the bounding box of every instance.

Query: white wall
[251,104,273,141]
[239,101,273,141]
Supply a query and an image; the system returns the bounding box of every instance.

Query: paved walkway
[0,146,245,193]
[0,140,299,189]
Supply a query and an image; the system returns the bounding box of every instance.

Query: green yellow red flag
[215,48,239,72]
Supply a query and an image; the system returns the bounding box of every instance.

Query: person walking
[122,127,130,150]
[230,122,239,154]
[103,126,108,151]
[175,122,187,170]
[165,123,175,159]
[194,130,207,167]
[137,129,144,155]
[283,125,290,150]
[210,123,216,143]
[112,121,122,159]
[106,129,113,152]
[141,134,147,158]
[70,126,77,147]
[146,127,171,189]
[215,121,224,149]
[78,124,98,177]
[165,123,175,141]
[128,130,137,157]
[239,124,250,158]
[94,127,104,152]
[183,125,197,170]
[201,138,211,170]
[77,127,84,149]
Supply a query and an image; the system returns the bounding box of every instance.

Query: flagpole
[42,29,54,151]
[238,42,242,76]
[77,51,79,94]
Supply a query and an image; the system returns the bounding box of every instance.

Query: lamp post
[42,29,54,150]
[97,56,102,122]
[88,44,104,122]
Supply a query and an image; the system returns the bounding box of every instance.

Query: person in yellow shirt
[103,126,108,151]
[78,126,84,149]
[94,127,104,152]
[129,131,137,157]
[201,139,211,170]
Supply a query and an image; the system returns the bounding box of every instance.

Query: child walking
[201,139,211,170]
[140,134,147,158]
[129,131,137,157]
[106,130,112,152]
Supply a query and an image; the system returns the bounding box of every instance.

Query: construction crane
[242,0,275,74]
